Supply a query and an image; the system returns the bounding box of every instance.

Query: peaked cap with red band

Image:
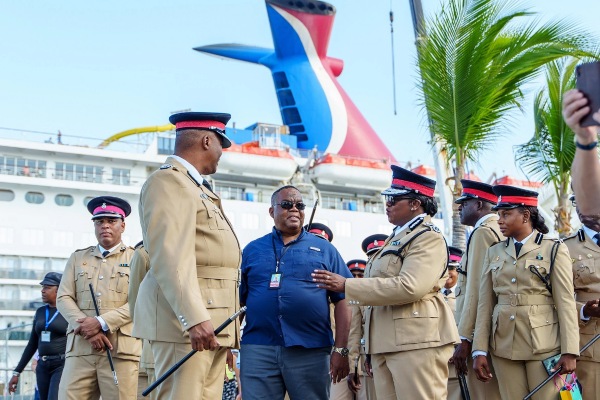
[87,196,131,220]
[169,112,232,148]
[361,233,388,256]
[305,222,333,242]
[346,259,367,272]
[455,179,497,204]
[381,165,436,198]
[491,185,538,210]
[448,246,463,264]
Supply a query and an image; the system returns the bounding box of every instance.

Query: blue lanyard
[45,305,59,331]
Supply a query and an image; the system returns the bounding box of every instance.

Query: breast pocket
[75,268,91,294]
[525,259,550,288]
[201,200,225,230]
[489,262,504,287]
[288,249,324,280]
[574,259,597,286]
[109,267,130,293]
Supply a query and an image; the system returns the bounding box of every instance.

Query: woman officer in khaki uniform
[472,185,580,400]
[312,165,459,400]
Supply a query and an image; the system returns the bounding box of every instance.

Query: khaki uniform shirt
[348,303,367,375]
[456,216,503,339]
[345,215,459,354]
[134,156,241,347]
[473,233,580,360]
[564,229,600,362]
[57,243,141,361]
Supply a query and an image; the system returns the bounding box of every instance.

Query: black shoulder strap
[380,226,432,262]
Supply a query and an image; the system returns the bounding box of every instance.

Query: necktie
[514,242,523,257]
[202,179,213,192]
[594,233,600,247]
[102,250,109,258]
[443,288,451,296]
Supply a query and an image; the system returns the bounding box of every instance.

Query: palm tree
[415,0,592,248]
[515,58,579,237]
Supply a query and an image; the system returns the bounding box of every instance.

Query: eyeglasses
[93,218,121,226]
[385,195,411,206]
[276,200,306,210]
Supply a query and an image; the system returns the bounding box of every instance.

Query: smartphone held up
[576,61,600,127]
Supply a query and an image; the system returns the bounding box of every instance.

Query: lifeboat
[493,175,542,189]
[309,153,391,192]
[217,141,298,183]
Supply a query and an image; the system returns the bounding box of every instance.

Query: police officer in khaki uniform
[472,185,580,400]
[57,196,141,400]
[451,180,502,399]
[313,166,459,400]
[347,235,386,400]
[135,112,241,400]
[564,194,600,398]
[127,241,156,400]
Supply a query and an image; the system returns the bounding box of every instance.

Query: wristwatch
[12,371,20,377]
[332,346,350,357]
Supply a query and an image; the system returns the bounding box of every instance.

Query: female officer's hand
[552,354,577,375]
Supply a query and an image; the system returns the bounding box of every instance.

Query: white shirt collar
[170,155,206,186]
[475,213,496,228]
[98,243,121,255]
[514,230,535,245]
[394,213,427,236]
[582,225,600,242]
[444,283,457,293]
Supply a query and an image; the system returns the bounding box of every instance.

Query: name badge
[269,273,282,289]
[41,331,51,342]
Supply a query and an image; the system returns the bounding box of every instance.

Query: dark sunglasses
[385,195,411,206]
[276,200,306,210]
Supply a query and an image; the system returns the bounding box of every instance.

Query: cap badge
[101,203,107,209]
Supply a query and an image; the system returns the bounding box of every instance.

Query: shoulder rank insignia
[160,163,173,170]
[424,222,440,233]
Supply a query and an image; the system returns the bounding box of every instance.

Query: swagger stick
[457,370,471,400]
[89,283,118,386]
[524,333,600,399]
[306,197,320,231]
[143,306,247,397]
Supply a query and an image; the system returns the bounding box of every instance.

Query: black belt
[40,354,65,361]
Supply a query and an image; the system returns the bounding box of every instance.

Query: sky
[1,0,599,182]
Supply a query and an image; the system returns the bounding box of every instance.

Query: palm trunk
[554,180,572,237]
[451,161,467,250]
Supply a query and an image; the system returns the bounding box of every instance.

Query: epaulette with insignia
[75,245,95,252]
[159,163,173,170]
[134,240,144,249]
[424,222,440,233]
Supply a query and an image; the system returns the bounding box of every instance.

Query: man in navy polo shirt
[239,185,352,400]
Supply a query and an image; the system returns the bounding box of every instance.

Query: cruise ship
[0,1,447,394]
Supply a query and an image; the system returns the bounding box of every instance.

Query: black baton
[457,370,471,400]
[524,333,600,399]
[143,306,247,397]
[89,283,119,386]
[306,198,319,231]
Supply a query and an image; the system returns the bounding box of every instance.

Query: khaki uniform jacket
[473,233,580,360]
[128,244,155,369]
[456,216,503,339]
[345,216,459,354]
[57,243,141,361]
[564,229,600,362]
[134,157,241,346]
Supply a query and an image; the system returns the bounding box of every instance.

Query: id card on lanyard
[270,235,294,289]
[41,305,59,342]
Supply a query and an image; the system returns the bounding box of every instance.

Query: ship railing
[0,324,35,399]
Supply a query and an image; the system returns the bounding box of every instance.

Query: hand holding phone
[576,61,600,127]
